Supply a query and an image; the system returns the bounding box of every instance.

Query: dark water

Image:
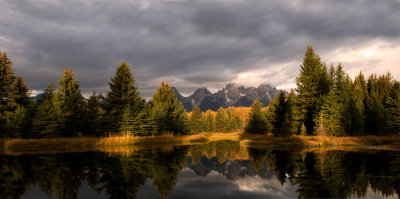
[1,140,400,199]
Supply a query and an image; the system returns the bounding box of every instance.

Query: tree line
[245,46,400,136]
[0,53,193,137]
[2,45,400,138]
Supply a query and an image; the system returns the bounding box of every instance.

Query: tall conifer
[296,46,330,135]
[245,99,268,134]
[148,81,189,135]
[32,82,58,137]
[0,52,17,135]
[54,67,86,136]
[105,62,144,133]
[14,76,31,107]
[189,105,204,133]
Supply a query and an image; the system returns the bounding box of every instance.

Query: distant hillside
[173,83,281,112]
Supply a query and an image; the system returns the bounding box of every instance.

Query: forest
[1,46,399,138]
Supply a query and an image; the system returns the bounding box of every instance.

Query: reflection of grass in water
[2,132,400,155]
[241,134,400,150]
[96,132,240,147]
[0,132,241,155]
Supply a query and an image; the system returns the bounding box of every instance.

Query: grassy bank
[241,133,400,149]
[0,132,241,154]
[1,132,400,155]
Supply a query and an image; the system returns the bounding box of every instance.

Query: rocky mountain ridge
[173,83,280,112]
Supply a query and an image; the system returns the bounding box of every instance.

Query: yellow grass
[96,132,240,147]
[241,134,400,150]
[1,132,400,155]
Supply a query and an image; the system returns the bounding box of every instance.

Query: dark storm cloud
[1,0,399,97]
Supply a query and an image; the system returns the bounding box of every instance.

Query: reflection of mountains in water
[187,156,274,181]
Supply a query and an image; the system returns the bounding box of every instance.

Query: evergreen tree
[119,105,135,134]
[386,82,400,133]
[245,99,269,134]
[317,65,350,136]
[204,110,215,132]
[0,52,17,135]
[189,105,204,133]
[215,107,228,132]
[133,105,154,136]
[54,67,86,136]
[296,46,330,135]
[6,106,27,137]
[225,107,242,132]
[365,74,392,135]
[147,81,189,135]
[268,91,297,136]
[104,62,145,133]
[171,102,190,134]
[14,76,31,107]
[233,114,243,131]
[348,72,367,135]
[87,92,103,135]
[32,82,58,137]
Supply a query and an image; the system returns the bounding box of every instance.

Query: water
[1,140,399,198]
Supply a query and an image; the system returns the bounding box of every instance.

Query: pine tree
[147,81,189,135]
[189,105,204,133]
[32,82,58,137]
[54,67,86,136]
[296,46,330,135]
[133,105,154,136]
[204,110,215,132]
[87,91,103,135]
[0,52,17,135]
[348,72,367,135]
[104,62,145,133]
[245,99,269,134]
[119,105,136,134]
[386,82,400,133]
[172,102,190,134]
[215,107,228,132]
[14,76,31,107]
[268,91,296,136]
[365,74,392,135]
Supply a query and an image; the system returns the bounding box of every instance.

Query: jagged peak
[193,87,211,95]
[171,87,182,97]
[258,83,273,89]
[225,83,238,89]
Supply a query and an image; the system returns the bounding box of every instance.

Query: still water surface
[1,140,399,198]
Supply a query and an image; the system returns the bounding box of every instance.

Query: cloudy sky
[1,0,400,98]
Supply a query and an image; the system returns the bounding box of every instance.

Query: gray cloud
[1,0,400,97]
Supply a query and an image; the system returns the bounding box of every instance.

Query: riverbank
[1,132,400,155]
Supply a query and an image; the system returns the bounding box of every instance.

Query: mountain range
[173,83,280,112]
[32,83,281,112]
[187,156,274,181]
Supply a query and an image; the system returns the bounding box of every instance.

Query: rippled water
[1,140,399,198]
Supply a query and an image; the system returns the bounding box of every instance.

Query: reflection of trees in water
[188,140,242,164]
[0,156,29,199]
[1,146,400,199]
[247,148,400,198]
[0,146,188,199]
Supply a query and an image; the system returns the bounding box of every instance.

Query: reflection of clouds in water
[234,175,297,198]
[351,186,398,199]
[136,167,397,199]
[165,168,298,199]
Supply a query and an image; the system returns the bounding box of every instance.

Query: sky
[1,0,400,98]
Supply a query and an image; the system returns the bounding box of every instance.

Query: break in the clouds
[1,0,400,98]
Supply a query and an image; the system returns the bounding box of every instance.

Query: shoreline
[1,132,400,155]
